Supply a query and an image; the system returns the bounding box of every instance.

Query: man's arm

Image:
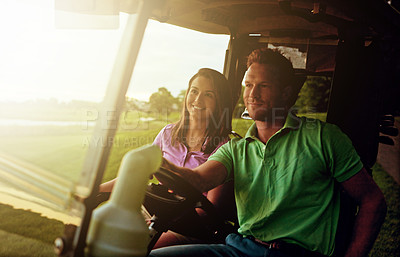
[162,158,228,192]
[340,168,387,257]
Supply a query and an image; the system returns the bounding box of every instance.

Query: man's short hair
[247,48,295,87]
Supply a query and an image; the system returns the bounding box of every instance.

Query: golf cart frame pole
[223,31,248,112]
[71,1,163,256]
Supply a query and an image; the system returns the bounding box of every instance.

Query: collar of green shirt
[244,111,302,141]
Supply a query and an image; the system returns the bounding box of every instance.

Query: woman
[100,68,237,248]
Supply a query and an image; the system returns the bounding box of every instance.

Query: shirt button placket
[263,145,269,166]
[181,153,188,166]
[263,147,274,167]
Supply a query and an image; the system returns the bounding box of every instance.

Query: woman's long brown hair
[171,68,234,154]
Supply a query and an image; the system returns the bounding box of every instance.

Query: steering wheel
[148,167,217,212]
[144,167,236,249]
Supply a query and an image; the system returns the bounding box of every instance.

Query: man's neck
[255,119,285,144]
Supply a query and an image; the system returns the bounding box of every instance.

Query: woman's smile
[186,76,216,121]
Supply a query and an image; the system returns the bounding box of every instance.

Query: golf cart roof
[56,0,399,73]
[119,0,400,39]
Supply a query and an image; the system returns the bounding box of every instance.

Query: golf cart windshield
[1,0,399,256]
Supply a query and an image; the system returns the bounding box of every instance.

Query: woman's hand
[161,157,177,171]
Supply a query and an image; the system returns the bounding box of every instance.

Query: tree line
[128,76,332,117]
[0,76,330,121]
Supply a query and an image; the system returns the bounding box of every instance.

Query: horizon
[0,0,229,103]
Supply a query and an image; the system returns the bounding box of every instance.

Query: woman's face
[186,76,217,122]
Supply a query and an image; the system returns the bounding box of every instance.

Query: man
[149,48,386,257]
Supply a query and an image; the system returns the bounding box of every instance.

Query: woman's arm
[206,180,236,222]
[98,178,117,192]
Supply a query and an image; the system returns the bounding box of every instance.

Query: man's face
[243,63,286,121]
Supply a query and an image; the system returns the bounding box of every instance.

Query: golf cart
[2,0,400,256]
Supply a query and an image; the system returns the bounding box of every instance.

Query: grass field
[0,115,398,256]
[369,164,400,257]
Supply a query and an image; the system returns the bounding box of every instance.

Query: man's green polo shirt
[208,113,363,256]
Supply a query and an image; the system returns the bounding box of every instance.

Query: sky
[0,0,229,103]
